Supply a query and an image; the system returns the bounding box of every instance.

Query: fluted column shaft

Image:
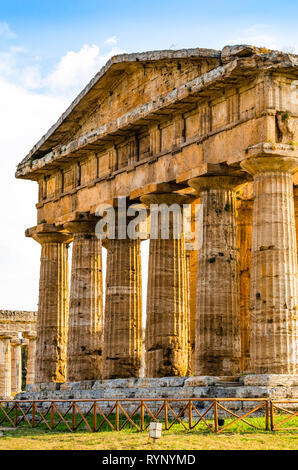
[186,197,200,374]
[0,335,12,398]
[33,229,71,383]
[189,176,243,376]
[23,332,36,385]
[11,340,22,394]
[66,220,103,381]
[241,156,298,374]
[141,193,190,377]
[237,199,253,372]
[103,213,142,379]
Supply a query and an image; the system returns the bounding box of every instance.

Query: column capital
[0,333,13,340]
[56,211,99,234]
[241,155,298,175]
[64,219,99,235]
[10,338,22,346]
[23,331,37,341]
[140,192,193,206]
[26,224,73,244]
[188,175,246,193]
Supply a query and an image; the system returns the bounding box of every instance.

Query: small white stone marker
[149,422,162,440]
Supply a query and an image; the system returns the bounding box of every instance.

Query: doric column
[0,333,12,398]
[10,338,22,394]
[185,197,200,374]
[29,224,72,383]
[140,193,190,377]
[103,209,142,379]
[188,176,244,376]
[23,331,37,385]
[64,216,103,381]
[241,155,298,374]
[237,196,253,372]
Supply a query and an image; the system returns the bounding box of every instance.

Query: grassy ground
[0,411,297,450]
[0,427,297,450]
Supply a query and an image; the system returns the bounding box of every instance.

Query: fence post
[93,401,97,432]
[72,402,76,431]
[270,400,274,431]
[32,402,36,428]
[164,401,168,431]
[265,399,269,431]
[213,400,218,433]
[50,402,54,429]
[115,401,119,431]
[14,402,18,427]
[140,400,145,432]
[188,401,192,430]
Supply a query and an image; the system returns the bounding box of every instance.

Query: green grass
[0,425,297,450]
[0,406,297,451]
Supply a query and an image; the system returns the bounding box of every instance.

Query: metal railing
[0,398,297,433]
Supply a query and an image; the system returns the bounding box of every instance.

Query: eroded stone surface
[189,177,243,376]
[66,221,103,381]
[237,198,253,372]
[103,231,142,379]
[33,228,72,383]
[241,157,298,374]
[141,193,190,377]
[15,375,298,414]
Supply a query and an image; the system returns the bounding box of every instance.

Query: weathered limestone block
[10,338,22,394]
[65,218,103,381]
[237,198,253,372]
[23,331,37,385]
[140,193,190,377]
[241,155,298,374]
[189,176,244,376]
[184,376,218,387]
[241,374,298,387]
[32,225,72,383]
[103,213,142,378]
[0,333,12,398]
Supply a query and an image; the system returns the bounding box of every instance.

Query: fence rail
[0,398,297,433]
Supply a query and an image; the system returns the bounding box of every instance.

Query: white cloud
[0,38,125,310]
[0,22,17,39]
[0,78,68,310]
[104,36,117,45]
[227,24,278,50]
[46,43,124,99]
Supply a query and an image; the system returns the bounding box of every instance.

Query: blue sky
[0,0,297,310]
[1,1,298,69]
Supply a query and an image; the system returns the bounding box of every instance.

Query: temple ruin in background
[0,311,37,398]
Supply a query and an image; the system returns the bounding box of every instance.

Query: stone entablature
[0,310,37,331]
[14,44,298,387]
[16,46,298,228]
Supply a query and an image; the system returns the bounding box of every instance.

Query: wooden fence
[0,398,297,433]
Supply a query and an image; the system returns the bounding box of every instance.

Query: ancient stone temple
[15,45,298,402]
[0,310,37,398]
